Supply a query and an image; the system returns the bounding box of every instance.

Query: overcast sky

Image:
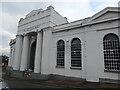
[0,0,119,56]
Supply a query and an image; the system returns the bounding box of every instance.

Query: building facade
[9,6,120,82]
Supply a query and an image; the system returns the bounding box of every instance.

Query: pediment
[88,7,119,22]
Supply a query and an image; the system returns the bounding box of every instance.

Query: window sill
[104,70,120,73]
[56,66,64,68]
[70,67,82,70]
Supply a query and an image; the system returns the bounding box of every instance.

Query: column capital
[23,33,30,37]
[16,34,23,37]
[42,26,53,32]
[36,29,42,33]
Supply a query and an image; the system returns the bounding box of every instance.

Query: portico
[12,5,68,73]
[13,30,42,73]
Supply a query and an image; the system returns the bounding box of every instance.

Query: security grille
[103,34,120,72]
[57,40,65,67]
[71,38,82,68]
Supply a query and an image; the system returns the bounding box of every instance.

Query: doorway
[29,41,36,71]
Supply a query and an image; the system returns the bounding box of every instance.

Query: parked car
[0,79,9,90]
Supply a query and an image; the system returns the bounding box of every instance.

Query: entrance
[29,41,36,71]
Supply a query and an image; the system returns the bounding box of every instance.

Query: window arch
[103,33,120,72]
[71,38,82,68]
[56,40,65,67]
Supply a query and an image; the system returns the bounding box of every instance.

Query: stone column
[34,31,42,73]
[20,34,30,71]
[13,35,23,70]
[8,46,12,66]
[41,27,52,74]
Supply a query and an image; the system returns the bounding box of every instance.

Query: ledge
[56,66,65,68]
[99,78,120,84]
[70,67,82,70]
[104,70,120,73]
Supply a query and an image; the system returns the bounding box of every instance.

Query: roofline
[53,7,119,32]
[52,17,120,33]
[88,7,120,22]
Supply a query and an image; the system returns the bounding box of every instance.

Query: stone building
[9,6,120,83]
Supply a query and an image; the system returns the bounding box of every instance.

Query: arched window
[56,40,65,67]
[103,34,120,72]
[71,38,82,68]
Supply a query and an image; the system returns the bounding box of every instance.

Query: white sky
[0,0,120,56]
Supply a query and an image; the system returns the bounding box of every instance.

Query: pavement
[2,75,120,89]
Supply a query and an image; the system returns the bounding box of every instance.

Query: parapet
[17,5,68,34]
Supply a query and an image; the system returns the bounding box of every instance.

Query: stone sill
[104,70,120,73]
[56,66,64,68]
[70,67,82,70]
